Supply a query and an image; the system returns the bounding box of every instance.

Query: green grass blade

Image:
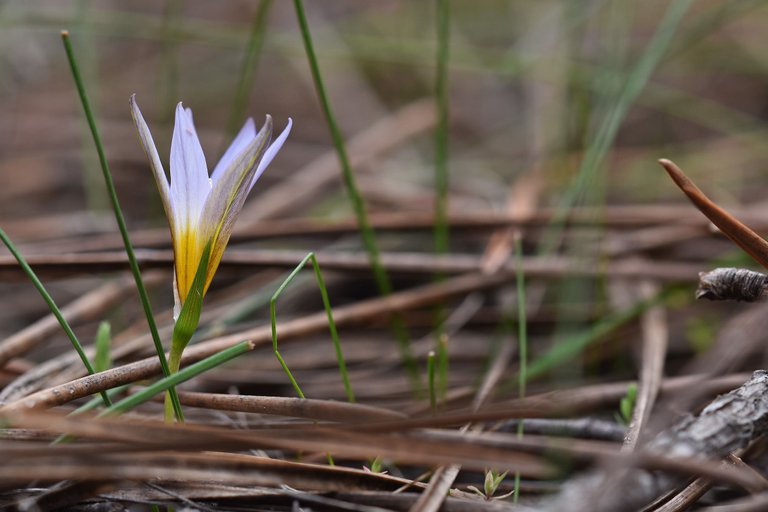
[513,237,527,503]
[271,253,354,402]
[427,350,436,413]
[309,254,354,403]
[93,321,111,373]
[102,341,251,416]
[436,333,448,402]
[432,0,452,402]
[159,0,181,118]
[521,292,664,387]
[0,228,111,407]
[515,238,528,399]
[60,31,183,422]
[541,0,694,253]
[222,0,273,149]
[433,0,450,258]
[73,0,108,213]
[291,0,419,390]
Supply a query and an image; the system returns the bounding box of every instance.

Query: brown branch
[172,390,406,422]
[0,248,703,282]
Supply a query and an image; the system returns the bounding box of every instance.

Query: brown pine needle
[659,158,768,271]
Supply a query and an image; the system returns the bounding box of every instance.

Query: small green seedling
[468,469,513,500]
[617,383,638,425]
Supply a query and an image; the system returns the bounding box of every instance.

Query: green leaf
[94,321,112,373]
[619,383,638,425]
[169,240,211,374]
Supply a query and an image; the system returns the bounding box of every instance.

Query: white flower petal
[211,118,256,184]
[249,117,292,193]
[170,102,211,232]
[200,116,274,289]
[129,95,173,227]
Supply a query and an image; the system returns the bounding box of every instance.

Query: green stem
[222,0,274,149]
[427,350,436,413]
[60,31,183,421]
[433,0,450,257]
[0,228,111,408]
[513,237,527,503]
[270,252,355,402]
[540,0,694,254]
[309,254,354,403]
[291,0,419,390]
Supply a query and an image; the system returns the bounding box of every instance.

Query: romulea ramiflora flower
[130,95,292,316]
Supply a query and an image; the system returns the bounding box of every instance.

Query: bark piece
[545,370,768,511]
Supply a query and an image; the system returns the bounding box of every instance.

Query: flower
[130,95,292,315]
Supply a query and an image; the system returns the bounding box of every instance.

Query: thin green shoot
[502,291,665,393]
[222,0,274,150]
[513,237,527,503]
[368,457,384,474]
[292,0,420,390]
[94,321,111,373]
[432,0,450,364]
[271,252,353,402]
[60,31,183,422]
[617,383,638,426]
[269,255,343,467]
[102,341,252,417]
[437,333,448,402]
[73,0,108,212]
[0,227,111,408]
[427,350,436,413]
[159,0,181,121]
[433,0,450,258]
[540,0,694,254]
[469,469,510,500]
[515,238,528,398]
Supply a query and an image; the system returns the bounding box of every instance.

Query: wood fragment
[544,371,768,511]
[696,267,768,302]
[623,281,668,450]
